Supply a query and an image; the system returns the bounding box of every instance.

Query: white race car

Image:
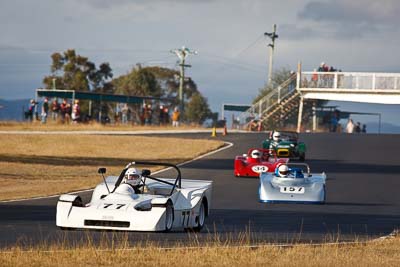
[56,161,212,232]
[259,163,326,204]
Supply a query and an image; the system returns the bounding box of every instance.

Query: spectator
[41,98,49,124]
[51,99,59,121]
[163,106,169,124]
[346,118,355,133]
[26,99,37,122]
[121,103,129,124]
[330,113,338,132]
[355,122,361,133]
[311,69,318,87]
[317,62,325,72]
[144,104,153,125]
[301,76,308,88]
[317,62,331,87]
[140,103,146,125]
[71,100,80,124]
[323,63,329,72]
[65,102,72,124]
[362,124,367,133]
[337,70,344,88]
[172,107,180,127]
[59,99,67,123]
[159,105,165,125]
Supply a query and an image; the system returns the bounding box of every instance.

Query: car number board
[280,186,305,194]
[252,165,269,173]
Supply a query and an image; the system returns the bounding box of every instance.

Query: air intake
[84,220,130,228]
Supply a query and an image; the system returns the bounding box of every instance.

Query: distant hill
[0,99,30,121]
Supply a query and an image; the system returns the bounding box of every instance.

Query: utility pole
[265,24,278,85]
[170,46,197,113]
[52,78,56,90]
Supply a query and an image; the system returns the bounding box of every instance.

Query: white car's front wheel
[193,200,206,232]
[164,201,174,232]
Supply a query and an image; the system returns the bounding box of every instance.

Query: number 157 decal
[280,186,305,194]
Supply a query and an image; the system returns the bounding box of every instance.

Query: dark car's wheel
[193,199,207,232]
[164,201,174,232]
[299,153,305,162]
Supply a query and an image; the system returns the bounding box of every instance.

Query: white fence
[299,72,400,91]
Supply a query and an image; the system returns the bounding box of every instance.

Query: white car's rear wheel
[164,201,174,232]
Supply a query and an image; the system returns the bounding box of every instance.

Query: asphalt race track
[1,132,400,247]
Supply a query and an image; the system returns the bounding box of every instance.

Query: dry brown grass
[0,134,224,200]
[0,236,399,267]
[0,121,209,131]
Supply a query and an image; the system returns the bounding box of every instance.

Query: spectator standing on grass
[121,103,129,124]
[51,99,59,121]
[164,106,169,124]
[65,102,72,124]
[71,100,80,124]
[26,99,36,122]
[41,98,49,124]
[144,104,153,125]
[346,118,355,133]
[59,99,67,123]
[159,105,165,125]
[172,107,180,127]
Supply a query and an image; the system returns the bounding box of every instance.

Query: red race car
[234,148,289,177]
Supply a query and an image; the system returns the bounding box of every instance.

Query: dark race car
[234,148,289,177]
[262,131,307,161]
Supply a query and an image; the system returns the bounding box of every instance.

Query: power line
[198,53,265,71]
[232,34,264,59]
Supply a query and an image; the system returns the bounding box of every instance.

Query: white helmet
[124,168,141,186]
[273,131,281,141]
[278,164,289,177]
[251,149,261,159]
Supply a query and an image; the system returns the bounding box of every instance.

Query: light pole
[170,46,197,113]
[265,24,278,85]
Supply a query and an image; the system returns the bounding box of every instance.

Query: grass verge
[0,121,210,131]
[0,134,224,200]
[0,235,399,267]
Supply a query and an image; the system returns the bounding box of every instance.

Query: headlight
[290,144,295,147]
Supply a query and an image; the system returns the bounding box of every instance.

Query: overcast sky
[1,0,400,115]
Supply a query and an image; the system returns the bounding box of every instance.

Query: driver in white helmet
[123,167,147,194]
[251,149,261,159]
[272,131,281,142]
[269,131,281,152]
[277,164,290,178]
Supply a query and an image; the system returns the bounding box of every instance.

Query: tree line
[42,49,214,125]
